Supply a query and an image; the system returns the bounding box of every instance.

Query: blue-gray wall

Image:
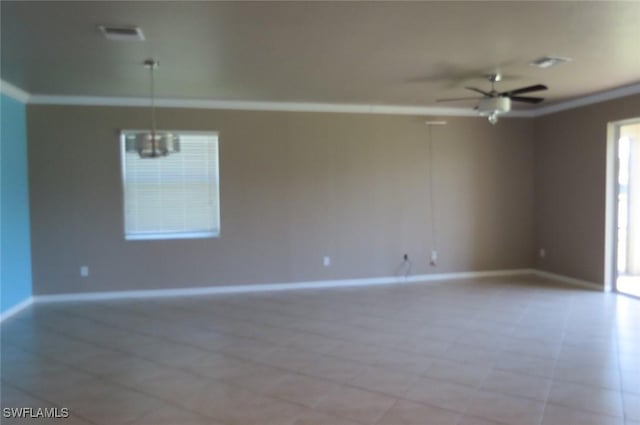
[1,93,32,314]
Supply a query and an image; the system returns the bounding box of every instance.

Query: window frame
[119,129,221,241]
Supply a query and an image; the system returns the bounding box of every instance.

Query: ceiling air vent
[98,25,145,41]
[529,56,572,68]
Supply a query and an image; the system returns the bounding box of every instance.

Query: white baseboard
[0,297,33,323]
[34,268,534,303]
[29,268,605,305]
[531,269,604,291]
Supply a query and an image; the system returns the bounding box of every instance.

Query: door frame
[606,117,640,296]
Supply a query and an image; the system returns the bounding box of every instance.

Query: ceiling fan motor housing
[477,97,511,115]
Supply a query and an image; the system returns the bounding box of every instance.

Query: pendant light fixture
[126,59,179,158]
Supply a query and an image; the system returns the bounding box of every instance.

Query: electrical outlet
[430,250,438,266]
[539,248,546,258]
[323,256,331,267]
[80,266,89,277]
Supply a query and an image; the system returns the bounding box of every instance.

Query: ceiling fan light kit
[477,97,511,125]
[125,58,180,158]
[436,73,548,125]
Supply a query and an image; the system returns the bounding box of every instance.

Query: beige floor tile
[315,384,397,424]
[465,391,546,425]
[409,338,451,357]
[101,359,169,387]
[422,359,492,387]
[349,365,419,398]
[502,337,561,360]
[374,348,434,374]
[553,362,622,390]
[624,392,640,421]
[377,399,459,425]
[457,330,508,350]
[494,353,555,379]
[292,409,362,425]
[131,369,212,407]
[302,354,369,383]
[212,336,281,361]
[457,415,510,425]
[143,343,213,369]
[220,363,288,392]
[66,389,160,425]
[327,340,382,364]
[621,370,640,395]
[178,377,287,419]
[404,377,476,413]
[548,381,624,417]
[263,373,341,408]
[0,385,58,412]
[417,326,461,344]
[197,388,305,425]
[441,343,499,367]
[181,352,261,380]
[129,405,223,425]
[1,351,68,379]
[541,403,624,425]
[481,369,552,401]
[285,333,342,355]
[74,351,152,375]
[258,347,323,372]
[16,373,112,406]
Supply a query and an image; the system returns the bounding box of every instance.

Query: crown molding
[0,79,30,103]
[29,94,535,117]
[532,83,640,117]
[12,81,640,118]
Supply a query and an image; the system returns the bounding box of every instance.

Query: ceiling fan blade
[509,96,545,104]
[436,96,482,102]
[465,86,492,96]
[500,84,548,96]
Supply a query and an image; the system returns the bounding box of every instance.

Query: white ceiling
[2,1,639,111]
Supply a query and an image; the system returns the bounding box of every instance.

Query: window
[120,131,220,240]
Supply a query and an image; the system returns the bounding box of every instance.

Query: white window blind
[120,131,220,240]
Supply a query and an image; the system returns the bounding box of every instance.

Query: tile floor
[1,275,639,425]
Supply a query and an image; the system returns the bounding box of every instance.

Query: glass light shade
[125,132,180,158]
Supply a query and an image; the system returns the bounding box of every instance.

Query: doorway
[612,118,640,297]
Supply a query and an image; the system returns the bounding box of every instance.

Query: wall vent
[98,25,145,41]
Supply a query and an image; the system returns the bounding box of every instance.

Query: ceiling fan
[436,74,548,124]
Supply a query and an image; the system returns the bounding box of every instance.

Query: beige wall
[27,105,535,295]
[533,94,640,285]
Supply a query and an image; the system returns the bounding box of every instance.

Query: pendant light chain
[427,124,436,251]
[150,62,157,138]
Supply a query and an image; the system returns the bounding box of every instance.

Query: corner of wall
[1,92,33,318]
[530,93,640,285]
